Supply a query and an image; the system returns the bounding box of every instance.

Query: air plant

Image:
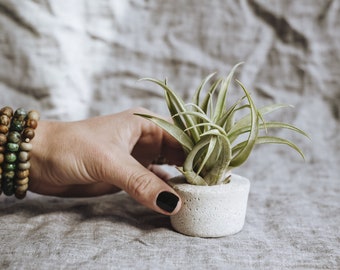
[136,63,308,186]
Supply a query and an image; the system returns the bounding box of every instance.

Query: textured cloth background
[0,0,339,269]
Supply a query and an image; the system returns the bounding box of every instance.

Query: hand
[29,108,185,215]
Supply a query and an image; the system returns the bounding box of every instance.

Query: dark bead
[14,108,27,121]
[22,128,35,140]
[2,178,14,196]
[11,120,23,132]
[15,191,26,199]
[4,163,16,171]
[7,131,21,143]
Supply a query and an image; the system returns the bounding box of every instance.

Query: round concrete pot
[169,174,250,238]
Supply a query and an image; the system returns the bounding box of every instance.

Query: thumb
[112,155,181,215]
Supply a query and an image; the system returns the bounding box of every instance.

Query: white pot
[169,174,250,238]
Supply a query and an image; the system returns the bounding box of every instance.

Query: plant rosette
[169,174,250,237]
[137,63,308,238]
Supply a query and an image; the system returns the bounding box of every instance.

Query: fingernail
[156,191,179,213]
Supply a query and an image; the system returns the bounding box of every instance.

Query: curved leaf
[229,80,259,167]
[230,121,310,140]
[140,78,201,142]
[200,78,222,115]
[228,103,292,136]
[203,133,232,185]
[192,72,216,106]
[232,136,306,160]
[213,62,244,122]
[134,113,193,152]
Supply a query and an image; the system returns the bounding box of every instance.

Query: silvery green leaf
[229,80,259,167]
[192,72,216,106]
[232,136,306,160]
[140,78,201,142]
[134,113,193,152]
[213,62,243,122]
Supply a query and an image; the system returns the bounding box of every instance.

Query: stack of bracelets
[0,106,39,199]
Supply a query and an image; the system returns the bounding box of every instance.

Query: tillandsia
[136,63,309,186]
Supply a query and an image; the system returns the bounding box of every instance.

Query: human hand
[29,108,185,215]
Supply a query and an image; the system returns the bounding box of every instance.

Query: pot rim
[168,173,250,194]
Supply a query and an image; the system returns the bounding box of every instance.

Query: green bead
[3,163,16,171]
[5,152,17,163]
[7,131,21,143]
[6,143,19,152]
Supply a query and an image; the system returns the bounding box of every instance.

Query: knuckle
[126,171,153,201]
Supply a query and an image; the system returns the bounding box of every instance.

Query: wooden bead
[0,125,9,134]
[15,191,26,199]
[16,177,29,185]
[0,106,13,117]
[0,153,3,163]
[16,183,28,193]
[18,151,30,162]
[26,119,38,129]
[20,142,33,151]
[27,110,40,121]
[17,169,29,179]
[0,146,5,153]
[0,133,7,145]
[18,161,31,170]
[22,128,35,140]
[0,115,10,126]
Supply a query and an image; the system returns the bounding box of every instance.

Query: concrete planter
[169,174,250,238]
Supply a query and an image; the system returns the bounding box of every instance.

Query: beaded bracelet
[0,107,39,199]
[0,107,14,195]
[15,110,40,199]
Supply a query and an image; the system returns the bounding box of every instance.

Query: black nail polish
[156,192,179,213]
